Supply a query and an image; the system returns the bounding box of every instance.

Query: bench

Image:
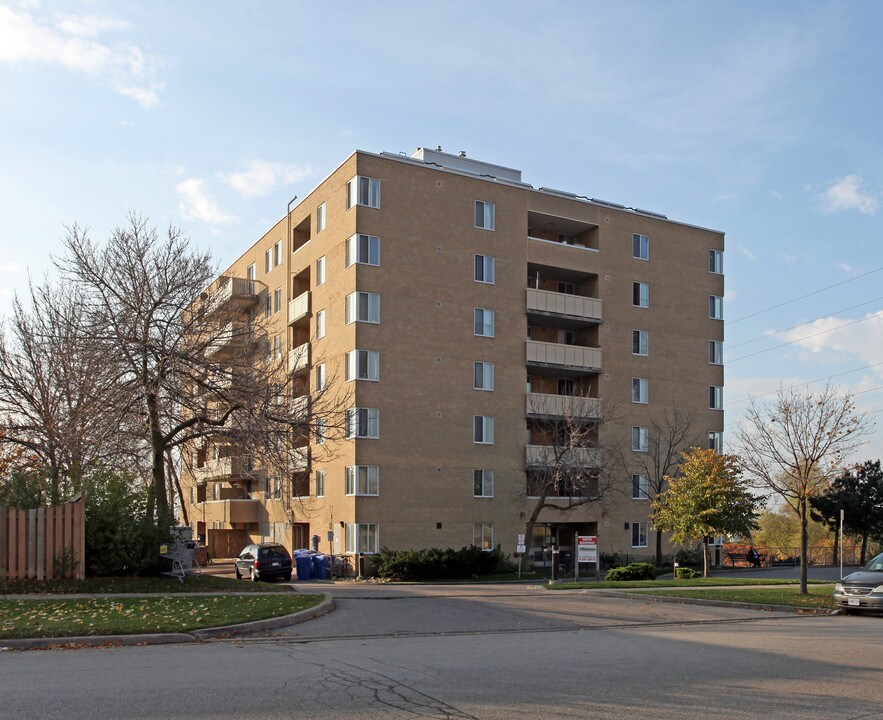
[726,552,765,567]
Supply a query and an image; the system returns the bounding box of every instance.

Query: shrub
[605,562,657,581]
[675,547,702,567]
[675,566,701,579]
[375,545,513,581]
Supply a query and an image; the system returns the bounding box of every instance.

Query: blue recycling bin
[311,554,329,580]
[295,554,313,580]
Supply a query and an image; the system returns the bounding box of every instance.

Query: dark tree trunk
[799,498,809,594]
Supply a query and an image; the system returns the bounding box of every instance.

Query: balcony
[198,499,262,524]
[288,342,309,374]
[291,394,311,417]
[207,322,253,360]
[205,276,258,315]
[525,340,601,374]
[290,446,310,472]
[526,393,601,420]
[525,445,600,468]
[526,288,601,326]
[288,290,310,326]
[192,456,250,483]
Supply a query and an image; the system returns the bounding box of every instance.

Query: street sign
[516,544,526,554]
[577,535,597,563]
[517,534,525,545]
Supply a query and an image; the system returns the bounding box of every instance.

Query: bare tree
[622,408,701,565]
[0,280,131,501]
[520,395,618,574]
[735,384,872,593]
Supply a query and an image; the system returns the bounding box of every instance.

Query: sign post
[516,534,526,580]
[577,536,599,582]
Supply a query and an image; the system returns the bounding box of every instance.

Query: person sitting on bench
[747,546,761,568]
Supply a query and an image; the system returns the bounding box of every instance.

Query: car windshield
[863,553,883,572]
[258,546,289,560]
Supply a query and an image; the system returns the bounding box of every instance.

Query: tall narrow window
[315,469,325,497]
[273,334,282,360]
[273,287,281,313]
[474,200,495,230]
[633,282,649,308]
[473,361,494,391]
[346,408,380,439]
[632,426,649,452]
[709,385,723,409]
[346,292,380,324]
[316,256,326,286]
[274,241,282,267]
[316,363,326,391]
[345,465,380,496]
[709,249,723,274]
[345,349,380,381]
[708,431,723,453]
[265,249,272,274]
[316,202,326,233]
[346,234,380,266]
[473,469,494,498]
[631,522,648,548]
[473,416,494,444]
[633,233,649,260]
[632,474,649,500]
[246,263,256,290]
[709,295,723,320]
[346,176,380,209]
[632,378,649,404]
[473,523,494,550]
[315,417,326,445]
[633,330,649,356]
[709,340,723,364]
[558,378,574,396]
[474,255,495,284]
[345,523,379,554]
[316,309,326,339]
[474,308,495,337]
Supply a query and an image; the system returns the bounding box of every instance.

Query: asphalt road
[2,582,881,720]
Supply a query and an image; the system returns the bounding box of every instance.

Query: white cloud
[770,190,783,200]
[0,6,164,108]
[0,262,23,274]
[781,311,883,376]
[838,262,862,274]
[738,245,757,261]
[814,174,879,215]
[713,193,736,203]
[176,179,238,225]
[219,160,314,198]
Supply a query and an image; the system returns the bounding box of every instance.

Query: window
[272,476,282,500]
[346,176,380,209]
[346,292,380,324]
[264,294,271,319]
[273,287,281,314]
[709,340,723,365]
[273,334,282,360]
[473,361,494,391]
[346,234,380,267]
[346,407,379,439]
[558,378,574,396]
[709,249,723,274]
[473,523,493,550]
[345,349,380,381]
[274,241,282,267]
[633,233,649,260]
[709,385,723,410]
[345,523,379,554]
[316,363,326,391]
[473,416,494,444]
[474,255,495,284]
[264,249,272,274]
[558,281,575,295]
[316,256,326,286]
[474,308,495,337]
[316,309,325,339]
[709,295,723,320]
[315,469,325,497]
[247,263,256,283]
[708,431,723,453]
[632,426,649,452]
[633,330,649,356]
[475,200,495,230]
[315,417,326,445]
[317,202,326,233]
[473,469,494,498]
[632,474,649,500]
[632,378,649,404]
[631,522,648,548]
[633,282,649,308]
[345,465,380,496]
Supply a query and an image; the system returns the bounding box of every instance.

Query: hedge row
[375,545,513,581]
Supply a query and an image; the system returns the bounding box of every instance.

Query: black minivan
[234,543,293,582]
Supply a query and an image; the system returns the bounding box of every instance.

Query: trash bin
[295,554,313,580]
[311,554,328,580]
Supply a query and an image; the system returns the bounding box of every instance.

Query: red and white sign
[577,535,597,563]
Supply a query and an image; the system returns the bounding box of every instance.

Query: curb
[588,590,834,614]
[1,593,335,651]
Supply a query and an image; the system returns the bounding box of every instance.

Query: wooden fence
[0,497,85,581]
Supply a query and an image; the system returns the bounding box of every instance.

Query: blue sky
[1,0,881,460]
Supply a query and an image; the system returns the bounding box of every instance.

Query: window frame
[345,349,380,382]
[632,426,649,452]
[474,200,496,231]
[315,469,325,497]
[274,241,282,267]
[632,377,649,404]
[346,407,380,439]
[474,307,495,337]
[316,202,326,233]
[473,469,494,498]
[631,522,648,548]
[315,416,326,445]
[709,340,723,365]
[709,249,723,274]
[709,295,723,320]
[345,465,380,496]
[264,249,272,274]
[316,256,326,286]
[345,291,380,324]
[346,234,381,267]
[632,329,649,356]
[474,254,495,284]
[633,281,649,308]
[473,415,495,445]
[473,361,494,391]
[708,431,723,453]
[316,309,325,339]
[316,363,326,391]
[473,522,494,551]
[345,522,379,554]
[709,385,723,410]
[632,474,649,500]
[346,176,381,209]
[632,233,649,261]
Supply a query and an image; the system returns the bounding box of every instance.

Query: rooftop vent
[411,147,522,183]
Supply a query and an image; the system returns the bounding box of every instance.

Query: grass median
[0,575,290,595]
[627,584,835,610]
[547,577,829,591]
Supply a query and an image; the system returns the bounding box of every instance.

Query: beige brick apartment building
[183,147,724,567]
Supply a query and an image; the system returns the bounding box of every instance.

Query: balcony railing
[290,446,310,472]
[525,445,600,468]
[288,290,310,326]
[198,499,261,524]
[288,342,309,374]
[291,394,311,417]
[526,393,601,420]
[207,322,253,359]
[525,340,602,372]
[206,276,258,314]
[192,456,249,482]
[526,288,601,324]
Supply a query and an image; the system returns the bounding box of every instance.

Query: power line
[726,297,883,350]
[726,266,883,325]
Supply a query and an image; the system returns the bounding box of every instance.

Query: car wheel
[251,568,259,582]
[844,607,860,615]
[283,572,292,582]
[235,566,242,580]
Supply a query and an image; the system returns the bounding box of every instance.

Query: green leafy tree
[652,448,763,577]
[811,460,883,565]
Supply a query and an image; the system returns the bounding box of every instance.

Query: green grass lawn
[631,584,836,610]
[0,594,325,639]
[547,577,828,591]
[0,575,291,595]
